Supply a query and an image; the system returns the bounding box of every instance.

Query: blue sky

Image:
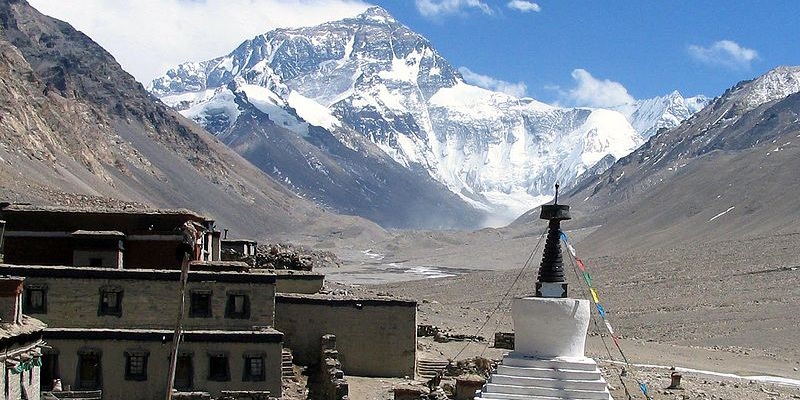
[369,1,800,104]
[29,0,800,106]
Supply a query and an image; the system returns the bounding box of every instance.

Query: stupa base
[474,352,613,400]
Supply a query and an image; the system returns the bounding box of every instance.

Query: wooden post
[165,223,196,400]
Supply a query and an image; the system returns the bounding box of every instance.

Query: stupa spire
[536,183,570,298]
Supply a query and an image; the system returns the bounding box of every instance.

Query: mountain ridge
[151,6,706,225]
[0,0,383,242]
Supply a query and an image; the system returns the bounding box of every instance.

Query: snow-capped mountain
[151,6,704,224]
[537,65,800,252]
[614,91,711,139]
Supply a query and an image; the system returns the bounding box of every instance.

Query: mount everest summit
[150,6,708,227]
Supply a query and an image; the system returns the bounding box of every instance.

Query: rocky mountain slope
[151,6,704,225]
[0,0,382,242]
[514,66,800,253]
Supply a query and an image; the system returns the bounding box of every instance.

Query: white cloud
[688,40,758,69]
[507,0,540,13]
[27,0,370,83]
[459,67,527,97]
[415,0,493,18]
[562,69,635,108]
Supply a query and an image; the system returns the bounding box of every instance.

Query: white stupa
[475,195,613,400]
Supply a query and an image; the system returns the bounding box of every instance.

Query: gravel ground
[321,231,800,399]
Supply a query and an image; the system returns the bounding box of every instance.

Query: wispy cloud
[459,67,527,97]
[558,69,635,108]
[415,0,493,18]
[507,0,541,13]
[688,40,758,69]
[27,0,370,83]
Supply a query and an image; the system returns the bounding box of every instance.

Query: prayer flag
[590,288,600,303]
[576,258,586,271]
[583,271,592,286]
[605,320,615,335]
[596,303,606,319]
[639,383,649,396]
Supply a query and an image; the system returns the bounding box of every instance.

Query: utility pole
[165,222,197,400]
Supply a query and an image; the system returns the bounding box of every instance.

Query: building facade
[0,277,46,400]
[0,204,222,269]
[0,265,283,398]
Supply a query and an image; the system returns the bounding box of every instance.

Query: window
[124,350,148,381]
[89,258,103,268]
[23,285,47,314]
[207,353,230,381]
[225,292,250,319]
[243,354,265,382]
[174,354,193,390]
[40,353,59,390]
[98,286,123,317]
[189,291,212,318]
[77,350,101,390]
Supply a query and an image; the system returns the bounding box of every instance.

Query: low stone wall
[274,270,324,294]
[275,294,416,377]
[308,334,348,400]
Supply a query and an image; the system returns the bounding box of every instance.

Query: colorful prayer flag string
[561,231,652,400]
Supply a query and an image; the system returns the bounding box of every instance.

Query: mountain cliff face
[0,0,382,241]
[515,66,800,253]
[152,6,702,224]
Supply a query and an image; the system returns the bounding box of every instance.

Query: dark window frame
[225,292,250,319]
[242,354,265,382]
[189,290,212,318]
[124,350,149,381]
[23,285,47,314]
[207,353,230,382]
[76,349,102,390]
[174,353,193,390]
[40,352,59,391]
[98,286,123,317]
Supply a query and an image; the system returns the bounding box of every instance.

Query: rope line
[437,226,548,373]
[565,242,634,399]
[561,232,652,400]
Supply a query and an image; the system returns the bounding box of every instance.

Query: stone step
[489,375,608,391]
[475,390,611,400]
[501,354,598,371]
[482,383,611,400]
[418,358,449,378]
[496,365,601,381]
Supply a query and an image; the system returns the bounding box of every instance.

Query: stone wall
[308,334,348,400]
[274,270,324,294]
[46,330,283,399]
[0,265,276,330]
[275,294,416,377]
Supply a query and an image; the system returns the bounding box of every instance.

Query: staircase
[475,353,613,400]
[282,348,295,378]
[417,358,449,380]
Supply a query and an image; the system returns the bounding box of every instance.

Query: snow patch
[287,91,341,130]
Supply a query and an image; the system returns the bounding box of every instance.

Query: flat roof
[45,328,283,343]
[276,293,416,307]
[0,264,276,284]
[0,204,211,221]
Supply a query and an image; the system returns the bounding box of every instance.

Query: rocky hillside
[513,66,800,254]
[0,0,382,242]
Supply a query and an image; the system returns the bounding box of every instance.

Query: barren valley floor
[320,230,800,399]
